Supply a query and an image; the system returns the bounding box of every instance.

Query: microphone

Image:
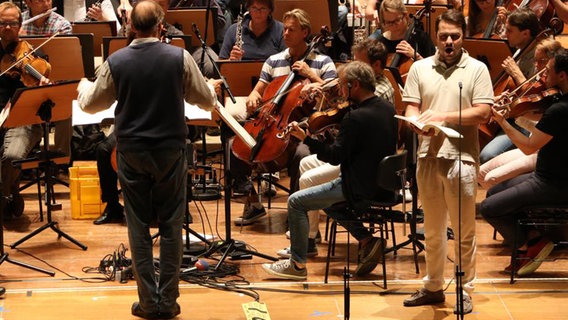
[181,259,209,273]
[458,81,462,89]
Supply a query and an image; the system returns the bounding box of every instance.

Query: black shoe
[232,179,253,197]
[5,193,24,218]
[234,203,266,226]
[131,302,160,319]
[159,302,181,319]
[93,203,124,225]
[0,287,5,296]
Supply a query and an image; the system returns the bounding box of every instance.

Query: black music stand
[463,38,513,82]
[206,106,277,269]
[0,196,55,276]
[6,81,88,251]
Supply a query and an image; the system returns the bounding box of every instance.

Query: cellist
[374,0,436,70]
[466,0,507,38]
[230,8,337,226]
[0,2,52,219]
[480,8,541,163]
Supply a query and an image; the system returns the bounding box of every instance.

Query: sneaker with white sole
[262,259,307,280]
[454,293,473,315]
[276,246,318,259]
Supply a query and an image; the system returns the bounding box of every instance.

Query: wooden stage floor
[1,170,567,319]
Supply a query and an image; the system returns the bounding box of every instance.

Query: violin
[495,88,558,118]
[0,40,51,87]
[231,27,329,173]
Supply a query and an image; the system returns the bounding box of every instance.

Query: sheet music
[72,100,213,126]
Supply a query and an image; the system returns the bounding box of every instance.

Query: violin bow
[0,31,60,78]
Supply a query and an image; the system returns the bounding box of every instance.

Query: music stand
[6,81,88,251]
[463,38,513,82]
[207,105,277,268]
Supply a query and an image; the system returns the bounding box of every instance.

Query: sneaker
[355,237,385,276]
[403,288,445,307]
[232,179,253,197]
[261,180,277,197]
[454,293,473,315]
[234,203,266,226]
[505,238,554,276]
[262,259,307,280]
[286,230,322,243]
[276,246,318,259]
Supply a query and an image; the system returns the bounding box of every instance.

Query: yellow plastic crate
[69,162,103,220]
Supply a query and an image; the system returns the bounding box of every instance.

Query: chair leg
[510,219,521,284]
[325,220,337,284]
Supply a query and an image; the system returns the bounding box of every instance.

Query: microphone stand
[192,23,236,105]
[199,0,213,72]
[454,82,465,319]
[191,23,235,200]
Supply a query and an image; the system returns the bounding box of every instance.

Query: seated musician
[63,0,121,31]
[374,0,436,63]
[0,1,52,220]
[219,0,285,61]
[480,8,541,163]
[21,0,72,35]
[478,38,562,189]
[21,0,73,168]
[262,61,398,280]
[277,38,396,258]
[230,8,337,226]
[478,48,568,276]
[466,0,507,38]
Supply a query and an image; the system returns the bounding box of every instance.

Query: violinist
[21,0,72,36]
[375,0,436,64]
[277,38,395,257]
[466,0,507,38]
[262,61,398,280]
[478,38,562,189]
[480,8,541,163]
[479,48,568,276]
[231,8,337,226]
[21,0,73,162]
[0,1,51,220]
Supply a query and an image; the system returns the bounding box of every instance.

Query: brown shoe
[403,288,445,307]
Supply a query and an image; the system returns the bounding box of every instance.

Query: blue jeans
[117,147,186,314]
[480,120,529,164]
[288,177,372,264]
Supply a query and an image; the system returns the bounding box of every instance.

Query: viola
[0,40,51,87]
[231,28,329,173]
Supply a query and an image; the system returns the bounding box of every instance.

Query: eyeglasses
[535,58,549,65]
[0,21,20,28]
[382,15,405,27]
[249,7,269,13]
[438,33,462,41]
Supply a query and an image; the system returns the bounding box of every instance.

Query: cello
[386,7,428,85]
[231,28,329,173]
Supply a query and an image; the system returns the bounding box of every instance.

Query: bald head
[131,0,164,37]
